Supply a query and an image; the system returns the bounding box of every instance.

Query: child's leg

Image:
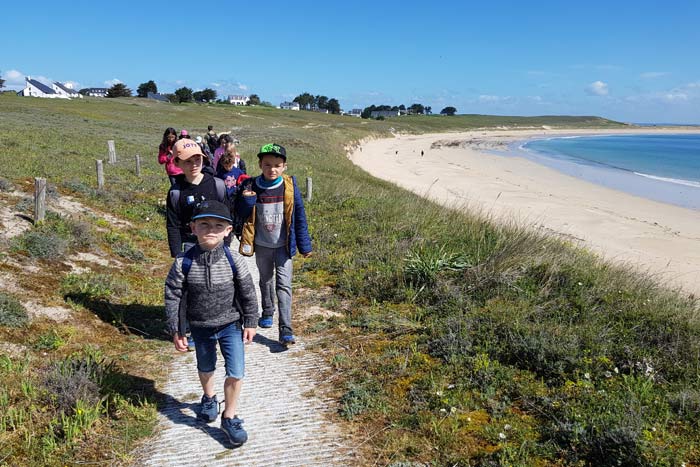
[218,322,245,417]
[273,247,294,335]
[223,377,243,418]
[255,246,277,318]
[198,371,216,397]
[191,326,218,396]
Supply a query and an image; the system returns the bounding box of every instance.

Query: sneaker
[221,416,248,447]
[198,394,219,423]
[258,316,273,328]
[279,334,296,345]
[187,335,196,351]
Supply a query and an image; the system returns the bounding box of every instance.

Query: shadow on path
[253,333,289,353]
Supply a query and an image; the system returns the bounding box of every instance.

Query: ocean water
[519,134,700,210]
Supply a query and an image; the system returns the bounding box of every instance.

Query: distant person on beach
[205,125,218,155]
[166,139,229,258]
[164,199,258,447]
[158,127,183,185]
[213,134,247,174]
[236,143,312,345]
[421,150,424,157]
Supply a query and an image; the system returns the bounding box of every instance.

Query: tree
[315,95,329,110]
[248,94,261,106]
[0,71,4,90]
[193,88,216,102]
[425,106,432,115]
[174,87,193,103]
[408,103,425,115]
[293,92,314,110]
[327,98,341,114]
[106,83,132,98]
[136,80,157,97]
[440,106,457,116]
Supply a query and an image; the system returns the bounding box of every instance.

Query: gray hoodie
[164,243,258,335]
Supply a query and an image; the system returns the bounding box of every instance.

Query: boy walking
[237,143,312,345]
[164,200,259,447]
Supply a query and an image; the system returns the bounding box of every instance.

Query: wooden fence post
[107,140,117,164]
[135,154,141,177]
[96,160,104,189]
[306,177,313,202]
[34,177,46,224]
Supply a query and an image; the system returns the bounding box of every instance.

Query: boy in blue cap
[237,143,312,345]
[164,199,258,447]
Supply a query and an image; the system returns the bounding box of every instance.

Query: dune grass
[0,94,697,466]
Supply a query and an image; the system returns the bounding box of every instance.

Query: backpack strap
[169,183,181,217]
[223,245,237,276]
[214,177,226,201]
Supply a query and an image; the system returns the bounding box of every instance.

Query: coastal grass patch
[0,94,696,465]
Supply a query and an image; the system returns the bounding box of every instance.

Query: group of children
[162,128,312,447]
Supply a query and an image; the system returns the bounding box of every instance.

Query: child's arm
[292,179,313,257]
[232,254,259,343]
[164,257,188,351]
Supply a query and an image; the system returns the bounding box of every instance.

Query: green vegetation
[0,93,696,466]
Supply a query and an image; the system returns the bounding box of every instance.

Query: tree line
[76,80,267,105]
[292,92,341,114]
[360,103,458,118]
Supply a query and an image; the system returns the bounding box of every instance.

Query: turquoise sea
[519,134,700,210]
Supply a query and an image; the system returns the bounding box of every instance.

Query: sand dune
[350,128,700,296]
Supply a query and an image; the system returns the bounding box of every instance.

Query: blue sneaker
[187,335,196,351]
[258,316,273,328]
[279,334,296,345]
[221,416,248,447]
[198,394,219,422]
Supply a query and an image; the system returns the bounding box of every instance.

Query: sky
[2,0,700,123]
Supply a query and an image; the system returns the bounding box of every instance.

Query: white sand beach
[350,128,700,296]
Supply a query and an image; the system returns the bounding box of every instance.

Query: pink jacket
[158,144,183,176]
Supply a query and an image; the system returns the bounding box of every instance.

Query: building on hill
[345,108,362,117]
[17,77,66,98]
[52,81,82,98]
[228,95,250,106]
[370,110,400,118]
[280,101,300,111]
[147,92,169,102]
[80,88,108,97]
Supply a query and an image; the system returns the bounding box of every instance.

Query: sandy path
[350,129,700,296]
[137,250,356,466]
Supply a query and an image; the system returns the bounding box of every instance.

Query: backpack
[177,244,239,336]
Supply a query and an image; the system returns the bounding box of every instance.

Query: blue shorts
[190,322,245,380]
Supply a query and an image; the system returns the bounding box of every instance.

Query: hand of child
[173,333,188,352]
[302,252,313,258]
[243,327,256,344]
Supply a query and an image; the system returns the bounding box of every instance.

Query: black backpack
[169,177,244,238]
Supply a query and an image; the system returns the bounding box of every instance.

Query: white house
[280,101,300,111]
[228,95,250,106]
[17,77,67,99]
[81,88,108,97]
[52,82,82,98]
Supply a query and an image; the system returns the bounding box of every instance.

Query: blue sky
[2,0,699,123]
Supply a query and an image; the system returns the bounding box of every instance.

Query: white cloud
[104,78,122,87]
[479,94,505,102]
[211,82,221,88]
[585,81,609,96]
[640,72,669,79]
[237,83,248,91]
[63,80,80,90]
[2,69,25,86]
[663,92,688,101]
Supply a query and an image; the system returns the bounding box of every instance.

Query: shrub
[61,273,127,301]
[14,230,68,259]
[0,177,13,191]
[0,292,29,327]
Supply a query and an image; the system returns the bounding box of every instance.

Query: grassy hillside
[0,94,697,466]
